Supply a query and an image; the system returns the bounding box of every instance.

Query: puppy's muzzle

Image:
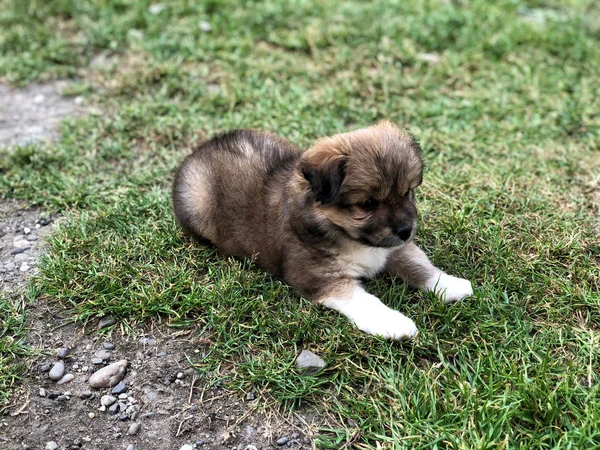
[394,224,413,242]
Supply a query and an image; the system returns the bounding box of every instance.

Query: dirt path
[0,83,321,450]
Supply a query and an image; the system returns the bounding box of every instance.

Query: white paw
[352,307,418,340]
[427,273,473,303]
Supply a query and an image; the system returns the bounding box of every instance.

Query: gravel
[295,350,326,376]
[128,422,141,435]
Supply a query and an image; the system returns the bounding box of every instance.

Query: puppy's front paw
[427,273,473,303]
[353,308,418,340]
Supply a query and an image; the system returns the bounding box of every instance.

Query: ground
[1,1,599,449]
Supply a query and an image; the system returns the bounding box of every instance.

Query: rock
[57,395,69,402]
[80,391,93,399]
[100,395,117,407]
[57,347,70,359]
[180,445,194,450]
[295,350,326,376]
[144,391,158,403]
[102,342,115,350]
[13,239,31,248]
[157,351,166,357]
[5,262,15,271]
[245,446,258,450]
[139,337,156,345]
[39,217,52,226]
[108,403,119,415]
[98,317,116,329]
[20,263,30,272]
[94,350,112,361]
[10,247,28,255]
[14,253,29,263]
[91,358,104,365]
[39,363,51,373]
[110,381,127,394]
[23,226,31,234]
[88,412,95,419]
[128,422,141,435]
[49,362,65,381]
[33,94,46,104]
[74,96,84,105]
[199,20,212,32]
[26,233,38,241]
[88,360,128,388]
[118,393,128,399]
[148,3,165,14]
[118,413,130,421]
[39,388,47,397]
[276,437,289,446]
[57,373,75,385]
[176,372,184,379]
[245,391,255,401]
[126,445,136,450]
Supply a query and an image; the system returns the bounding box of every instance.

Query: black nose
[395,225,412,241]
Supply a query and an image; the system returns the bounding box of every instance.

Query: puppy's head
[300,121,423,248]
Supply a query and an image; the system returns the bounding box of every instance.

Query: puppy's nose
[395,225,412,241]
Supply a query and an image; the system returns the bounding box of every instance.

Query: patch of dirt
[0,81,86,148]
[0,201,324,450]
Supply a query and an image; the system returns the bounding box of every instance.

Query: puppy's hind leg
[386,242,473,303]
[319,283,418,340]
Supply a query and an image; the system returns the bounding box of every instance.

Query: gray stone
[13,239,31,248]
[276,437,289,446]
[98,316,116,329]
[39,388,47,397]
[100,395,117,407]
[57,347,70,358]
[14,253,29,262]
[295,350,326,376]
[57,394,69,402]
[94,350,112,361]
[5,262,15,271]
[128,422,141,435]
[57,373,74,385]
[26,233,38,241]
[49,362,65,381]
[144,390,158,403]
[102,342,115,350]
[10,247,28,255]
[118,413,130,421]
[19,263,30,272]
[180,445,194,450]
[108,403,119,415]
[139,337,156,345]
[91,358,104,365]
[111,381,127,394]
[118,393,128,399]
[126,445,137,450]
[39,363,51,372]
[45,442,59,450]
[245,391,255,401]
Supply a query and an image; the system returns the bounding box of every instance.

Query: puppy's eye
[358,198,379,211]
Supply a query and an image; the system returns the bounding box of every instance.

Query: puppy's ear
[301,155,347,204]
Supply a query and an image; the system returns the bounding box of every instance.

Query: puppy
[172,122,473,340]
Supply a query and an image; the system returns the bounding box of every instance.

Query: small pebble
[91,358,104,365]
[88,412,95,419]
[39,363,51,373]
[57,347,70,359]
[131,411,139,421]
[98,317,116,329]
[57,373,75,385]
[57,395,69,402]
[10,247,28,255]
[245,446,258,450]
[139,337,157,345]
[126,445,136,450]
[128,422,141,435]
[5,262,15,271]
[111,381,127,394]
[49,362,65,381]
[39,388,47,397]
[39,217,51,226]
[80,391,93,399]
[100,395,117,407]
[157,352,167,357]
[94,350,112,361]
[276,437,289,446]
[199,20,212,32]
[103,342,115,350]
[118,393,128,399]
[118,413,130,421]
[20,263,30,272]
[33,94,46,104]
[13,239,31,248]
[176,372,184,379]
[245,391,255,401]
[23,226,31,234]
[108,403,119,415]
[180,445,194,450]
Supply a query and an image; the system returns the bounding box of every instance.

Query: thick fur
[173,122,473,339]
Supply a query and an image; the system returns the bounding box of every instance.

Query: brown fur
[172,122,425,301]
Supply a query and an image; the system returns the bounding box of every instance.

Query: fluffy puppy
[172,122,473,340]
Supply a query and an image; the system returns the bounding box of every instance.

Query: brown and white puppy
[172,122,473,340]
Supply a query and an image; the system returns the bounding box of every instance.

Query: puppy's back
[172,130,300,263]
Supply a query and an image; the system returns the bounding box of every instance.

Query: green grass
[1,0,599,447]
